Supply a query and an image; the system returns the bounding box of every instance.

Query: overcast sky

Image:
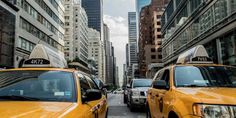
[103,0,135,86]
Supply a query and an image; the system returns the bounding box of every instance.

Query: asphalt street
[107,93,146,118]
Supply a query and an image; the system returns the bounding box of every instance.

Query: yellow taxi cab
[146,45,236,118]
[0,44,108,118]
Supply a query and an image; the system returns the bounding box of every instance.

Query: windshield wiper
[0,95,40,101]
[178,84,209,87]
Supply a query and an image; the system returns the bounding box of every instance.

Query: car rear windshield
[133,79,152,88]
[175,66,236,87]
[0,70,76,102]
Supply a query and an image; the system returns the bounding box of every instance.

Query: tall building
[64,0,89,65]
[88,28,105,81]
[138,0,168,78]
[103,24,112,84]
[161,0,236,66]
[115,66,119,87]
[136,0,151,39]
[128,12,138,79]
[0,0,18,68]
[10,0,65,68]
[82,0,103,39]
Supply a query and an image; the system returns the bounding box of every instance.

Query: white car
[113,88,124,94]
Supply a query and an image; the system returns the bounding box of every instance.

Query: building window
[157,28,161,32]
[158,55,162,59]
[220,31,236,65]
[151,48,155,52]
[151,55,156,59]
[157,21,161,25]
[156,15,161,19]
[157,35,161,38]
[19,37,35,52]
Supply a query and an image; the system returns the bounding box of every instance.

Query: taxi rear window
[0,70,76,102]
[174,66,236,87]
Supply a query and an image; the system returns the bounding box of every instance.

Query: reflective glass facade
[0,5,15,67]
[161,0,236,65]
[82,0,102,33]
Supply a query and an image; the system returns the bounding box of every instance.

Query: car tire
[129,102,135,112]
[123,95,127,103]
[146,104,151,118]
[168,111,179,118]
[105,108,108,118]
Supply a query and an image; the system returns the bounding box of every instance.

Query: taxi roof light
[22,44,67,68]
[176,45,213,64]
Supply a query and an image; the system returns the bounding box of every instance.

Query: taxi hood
[176,88,236,105]
[0,102,76,117]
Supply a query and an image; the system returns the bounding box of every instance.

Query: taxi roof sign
[176,45,213,64]
[23,44,67,68]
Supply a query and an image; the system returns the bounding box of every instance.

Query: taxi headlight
[131,91,140,96]
[193,104,236,118]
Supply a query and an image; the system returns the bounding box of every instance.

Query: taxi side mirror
[153,80,168,90]
[82,89,102,103]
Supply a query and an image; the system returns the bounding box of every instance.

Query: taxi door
[154,69,172,118]
[78,74,100,118]
[149,69,165,118]
[148,70,164,118]
[85,76,107,118]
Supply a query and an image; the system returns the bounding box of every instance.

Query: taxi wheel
[129,104,135,112]
[168,111,178,118]
[105,108,108,118]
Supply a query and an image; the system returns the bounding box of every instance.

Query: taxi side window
[159,69,170,89]
[85,76,99,89]
[154,70,164,81]
[78,74,91,96]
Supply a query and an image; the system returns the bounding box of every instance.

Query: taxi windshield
[0,70,76,102]
[175,66,236,88]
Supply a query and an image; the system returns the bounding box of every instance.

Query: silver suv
[127,79,152,111]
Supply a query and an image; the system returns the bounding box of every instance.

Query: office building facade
[0,0,18,68]
[138,0,168,78]
[88,28,105,81]
[10,0,65,67]
[64,0,89,65]
[128,12,138,79]
[82,0,103,39]
[161,0,236,66]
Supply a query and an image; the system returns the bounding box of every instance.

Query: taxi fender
[167,99,190,117]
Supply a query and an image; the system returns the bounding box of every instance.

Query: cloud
[104,15,128,37]
[104,15,129,84]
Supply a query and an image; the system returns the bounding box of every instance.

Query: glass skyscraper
[82,0,103,33]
